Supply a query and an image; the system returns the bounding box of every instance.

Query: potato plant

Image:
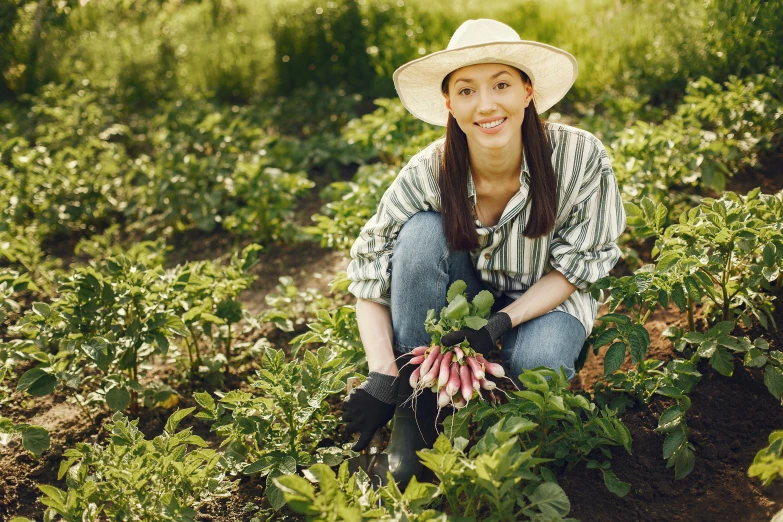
[24,409,235,522]
[340,98,443,167]
[0,226,62,297]
[277,427,575,521]
[304,163,399,252]
[610,70,782,206]
[749,430,783,487]
[628,191,783,328]
[0,277,50,457]
[445,367,632,497]
[260,276,333,334]
[195,346,354,511]
[12,255,186,415]
[166,243,262,377]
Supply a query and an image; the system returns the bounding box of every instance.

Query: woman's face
[444,63,533,153]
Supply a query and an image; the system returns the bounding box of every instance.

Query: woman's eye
[496,82,510,90]
[459,88,473,96]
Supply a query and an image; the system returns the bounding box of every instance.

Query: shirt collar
[467,151,530,202]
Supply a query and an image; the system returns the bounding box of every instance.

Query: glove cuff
[358,372,399,405]
[486,312,513,344]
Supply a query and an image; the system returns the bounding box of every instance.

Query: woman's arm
[356,298,399,377]
[499,269,577,328]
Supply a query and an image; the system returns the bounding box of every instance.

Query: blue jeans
[390,212,587,386]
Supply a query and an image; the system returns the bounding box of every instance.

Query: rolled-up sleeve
[550,140,626,290]
[347,154,437,306]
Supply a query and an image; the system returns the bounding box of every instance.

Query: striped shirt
[346,122,626,336]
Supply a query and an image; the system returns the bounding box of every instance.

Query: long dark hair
[438,67,557,252]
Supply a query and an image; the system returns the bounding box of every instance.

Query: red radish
[421,352,442,386]
[409,366,421,388]
[437,387,450,408]
[460,364,473,403]
[446,361,460,396]
[453,396,467,409]
[466,356,485,381]
[437,351,453,388]
[411,346,428,356]
[420,346,441,377]
[477,355,505,378]
[408,355,425,365]
[472,374,481,392]
[453,346,465,363]
[479,378,497,391]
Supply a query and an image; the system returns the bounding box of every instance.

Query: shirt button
[495,229,501,234]
[484,252,491,260]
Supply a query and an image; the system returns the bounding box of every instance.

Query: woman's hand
[441,311,513,355]
[342,372,398,451]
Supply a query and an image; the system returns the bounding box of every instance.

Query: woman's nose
[477,91,497,114]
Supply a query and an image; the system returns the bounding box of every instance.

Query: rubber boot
[386,349,439,489]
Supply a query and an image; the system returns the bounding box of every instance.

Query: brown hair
[438,67,557,252]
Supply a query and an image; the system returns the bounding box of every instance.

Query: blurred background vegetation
[3,0,781,107]
[0,0,781,261]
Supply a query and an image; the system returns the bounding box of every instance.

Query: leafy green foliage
[36,409,235,521]
[195,346,354,511]
[305,163,399,251]
[749,430,783,487]
[423,280,494,348]
[166,244,262,376]
[260,276,333,334]
[278,430,575,521]
[0,225,62,296]
[276,462,441,521]
[0,416,50,457]
[341,98,443,166]
[12,255,186,413]
[611,70,782,205]
[445,367,632,497]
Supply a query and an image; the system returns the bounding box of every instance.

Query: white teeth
[478,118,505,129]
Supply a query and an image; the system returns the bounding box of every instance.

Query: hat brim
[392,41,578,127]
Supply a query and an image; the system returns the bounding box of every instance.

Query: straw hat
[392,19,578,127]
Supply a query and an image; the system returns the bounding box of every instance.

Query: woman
[341,19,626,487]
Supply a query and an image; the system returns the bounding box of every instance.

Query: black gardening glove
[342,372,398,452]
[441,311,512,355]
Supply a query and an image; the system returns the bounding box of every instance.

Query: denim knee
[500,311,586,384]
[392,211,448,268]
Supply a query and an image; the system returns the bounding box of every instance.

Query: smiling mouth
[476,118,506,129]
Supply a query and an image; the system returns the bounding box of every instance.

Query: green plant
[166,244,262,376]
[270,0,373,95]
[749,430,783,486]
[260,276,333,333]
[275,462,441,521]
[627,191,783,328]
[0,225,62,296]
[34,408,235,521]
[73,225,171,268]
[610,71,782,205]
[305,163,399,252]
[195,346,354,511]
[340,98,443,166]
[446,367,632,497]
[277,429,576,521]
[0,416,49,458]
[12,255,186,415]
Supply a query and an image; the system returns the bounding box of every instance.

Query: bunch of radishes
[405,343,506,409]
[401,280,509,410]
